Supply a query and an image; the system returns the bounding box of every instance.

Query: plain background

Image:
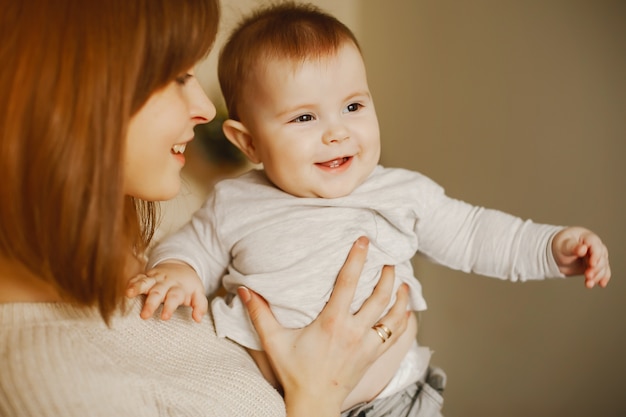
[178,1,626,416]
[360,2,625,416]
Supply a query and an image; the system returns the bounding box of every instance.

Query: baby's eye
[175,73,193,85]
[291,114,314,123]
[343,103,362,113]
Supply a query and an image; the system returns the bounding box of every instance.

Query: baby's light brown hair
[218,1,361,121]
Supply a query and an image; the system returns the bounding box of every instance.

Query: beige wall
[360,1,626,416]
[182,1,625,415]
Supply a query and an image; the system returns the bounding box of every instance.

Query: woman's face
[124,69,215,201]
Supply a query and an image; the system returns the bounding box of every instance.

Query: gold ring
[372,323,392,343]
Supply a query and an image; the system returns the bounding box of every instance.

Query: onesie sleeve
[148,192,230,295]
[415,186,565,281]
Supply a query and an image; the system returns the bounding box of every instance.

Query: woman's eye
[344,103,362,113]
[175,73,193,85]
[291,114,314,123]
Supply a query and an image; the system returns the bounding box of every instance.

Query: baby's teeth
[172,144,186,154]
[329,159,340,168]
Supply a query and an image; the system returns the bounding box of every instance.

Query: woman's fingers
[356,264,395,325]
[244,236,413,414]
[368,283,410,350]
[322,237,369,317]
[238,286,282,350]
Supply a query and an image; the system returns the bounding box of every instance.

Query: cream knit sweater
[0,297,285,417]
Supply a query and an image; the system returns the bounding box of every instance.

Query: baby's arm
[551,226,611,288]
[126,260,208,322]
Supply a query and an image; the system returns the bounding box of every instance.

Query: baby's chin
[319,188,356,199]
[307,182,364,199]
[278,172,368,199]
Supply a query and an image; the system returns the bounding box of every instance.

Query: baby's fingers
[161,287,188,320]
[584,239,611,288]
[190,292,209,323]
[598,266,612,288]
[126,274,154,297]
[585,257,612,288]
[141,284,169,319]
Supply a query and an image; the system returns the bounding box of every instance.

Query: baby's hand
[126,261,208,322]
[552,226,611,288]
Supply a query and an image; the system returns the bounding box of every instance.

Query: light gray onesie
[149,165,564,351]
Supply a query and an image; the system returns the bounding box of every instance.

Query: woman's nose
[190,82,217,124]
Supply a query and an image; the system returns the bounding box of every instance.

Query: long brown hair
[0,0,219,322]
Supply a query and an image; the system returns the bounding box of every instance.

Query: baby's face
[240,42,380,198]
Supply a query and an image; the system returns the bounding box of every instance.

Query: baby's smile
[317,156,351,169]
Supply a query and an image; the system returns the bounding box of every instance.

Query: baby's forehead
[255,41,360,75]
[235,41,366,115]
[259,54,331,75]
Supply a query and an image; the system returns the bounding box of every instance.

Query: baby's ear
[222,119,261,164]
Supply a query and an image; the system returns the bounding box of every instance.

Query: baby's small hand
[126,263,208,322]
[126,273,156,298]
[552,226,611,288]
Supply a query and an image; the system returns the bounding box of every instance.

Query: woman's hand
[238,236,410,417]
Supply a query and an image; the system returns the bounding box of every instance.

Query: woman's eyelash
[175,73,193,85]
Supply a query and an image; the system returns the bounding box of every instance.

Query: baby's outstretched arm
[552,226,611,288]
[126,260,208,322]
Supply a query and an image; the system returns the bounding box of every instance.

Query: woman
[0,1,409,416]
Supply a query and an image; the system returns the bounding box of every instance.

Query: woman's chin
[126,181,182,202]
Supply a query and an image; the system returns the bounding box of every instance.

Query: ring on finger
[372,322,392,343]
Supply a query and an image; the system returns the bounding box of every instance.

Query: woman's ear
[222,119,261,164]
